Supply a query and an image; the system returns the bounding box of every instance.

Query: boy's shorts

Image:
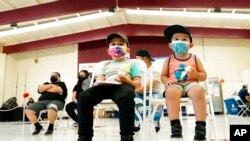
[164,82,204,97]
[27,100,64,113]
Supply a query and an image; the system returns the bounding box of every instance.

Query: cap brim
[164,25,192,42]
[106,33,129,47]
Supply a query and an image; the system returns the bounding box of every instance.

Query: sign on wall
[79,63,97,73]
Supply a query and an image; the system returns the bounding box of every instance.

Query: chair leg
[94,106,104,128]
[208,102,219,140]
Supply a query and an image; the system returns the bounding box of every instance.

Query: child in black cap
[161,25,207,140]
[77,33,141,141]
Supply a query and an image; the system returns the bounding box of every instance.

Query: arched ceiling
[0,0,250,54]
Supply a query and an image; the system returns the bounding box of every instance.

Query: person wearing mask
[25,72,67,135]
[27,97,35,107]
[238,84,250,107]
[134,49,164,132]
[66,70,90,127]
[77,33,141,141]
[162,25,207,140]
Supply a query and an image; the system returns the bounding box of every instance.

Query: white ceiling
[0,1,249,47]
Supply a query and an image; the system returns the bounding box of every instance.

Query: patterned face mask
[171,41,189,54]
[108,46,126,59]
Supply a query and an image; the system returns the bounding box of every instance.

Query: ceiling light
[0,11,113,37]
[126,9,250,20]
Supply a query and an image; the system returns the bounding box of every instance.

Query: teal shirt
[97,59,141,83]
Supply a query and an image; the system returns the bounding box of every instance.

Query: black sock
[48,124,54,131]
[170,119,181,126]
[34,122,42,129]
[196,121,206,127]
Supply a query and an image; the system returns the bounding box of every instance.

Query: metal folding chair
[234,95,250,117]
[35,109,65,134]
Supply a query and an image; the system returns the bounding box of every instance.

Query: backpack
[1,97,18,110]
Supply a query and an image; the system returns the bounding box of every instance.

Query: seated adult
[25,72,67,135]
[238,84,250,107]
[134,49,165,132]
[27,97,35,107]
[66,70,90,127]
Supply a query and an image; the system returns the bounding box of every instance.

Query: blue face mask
[171,41,189,54]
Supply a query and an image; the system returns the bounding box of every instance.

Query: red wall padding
[78,36,173,64]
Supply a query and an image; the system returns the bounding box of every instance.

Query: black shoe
[78,136,92,141]
[133,124,140,132]
[44,130,53,135]
[170,123,183,138]
[121,135,133,141]
[32,127,44,135]
[194,124,206,141]
[154,121,160,132]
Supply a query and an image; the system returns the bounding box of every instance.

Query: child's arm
[116,75,141,88]
[96,74,105,81]
[135,79,159,94]
[161,58,177,87]
[187,57,207,81]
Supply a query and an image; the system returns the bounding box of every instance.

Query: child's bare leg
[187,85,207,140]
[165,87,182,120]
[187,86,206,121]
[165,87,183,138]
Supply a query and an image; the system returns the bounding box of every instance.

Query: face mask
[125,53,130,59]
[50,76,58,83]
[171,41,189,54]
[108,46,126,59]
[78,75,86,81]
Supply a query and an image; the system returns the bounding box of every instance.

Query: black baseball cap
[164,25,192,43]
[136,49,154,61]
[106,33,129,47]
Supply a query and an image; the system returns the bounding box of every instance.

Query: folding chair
[223,97,245,122]
[233,95,250,117]
[33,108,65,134]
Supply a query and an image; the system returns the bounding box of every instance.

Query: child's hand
[164,79,177,87]
[186,67,198,79]
[115,74,128,83]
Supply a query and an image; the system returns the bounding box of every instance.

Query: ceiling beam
[3,24,250,54]
[0,0,249,26]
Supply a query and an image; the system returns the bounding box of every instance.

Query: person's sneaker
[78,136,92,141]
[44,130,53,135]
[133,124,140,132]
[154,121,161,132]
[133,121,140,132]
[194,124,206,141]
[73,122,78,127]
[170,123,183,138]
[121,135,134,141]
[32,127,44,135]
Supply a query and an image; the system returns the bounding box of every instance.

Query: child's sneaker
[154,121,160,132]
[170,123,183,138]
[133,121,140,132]
[194,124,206,141]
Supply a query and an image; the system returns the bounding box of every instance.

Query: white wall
[2,38,250,105]
[3,44,78,105]
[0,53,7,103]
[190,38,250,98]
